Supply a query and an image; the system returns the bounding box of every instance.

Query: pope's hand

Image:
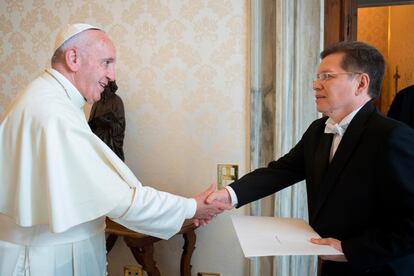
[193,183,229,226]
[192,188,234,227]
[206,187,233,207]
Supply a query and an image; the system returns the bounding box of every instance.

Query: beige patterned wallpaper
[0,0,247,192]
[0,1,248,275]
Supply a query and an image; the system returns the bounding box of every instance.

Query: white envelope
[231,215,344,257]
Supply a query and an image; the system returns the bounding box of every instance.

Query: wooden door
[324,0,358,48]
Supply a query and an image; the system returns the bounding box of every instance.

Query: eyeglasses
[315,72,362,82]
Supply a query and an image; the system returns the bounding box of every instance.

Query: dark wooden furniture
[105,218,198,276]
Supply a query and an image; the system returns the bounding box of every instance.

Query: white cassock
[0,69,196,276]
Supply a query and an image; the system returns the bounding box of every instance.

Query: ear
[64,48,81,72]
[355,73,370,96]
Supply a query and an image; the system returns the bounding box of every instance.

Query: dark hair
[320,41,385,99]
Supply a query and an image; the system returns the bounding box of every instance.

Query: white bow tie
[324,121,345,136]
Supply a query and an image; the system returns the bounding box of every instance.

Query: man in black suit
[207,41,414,276]
[387,84,414,128]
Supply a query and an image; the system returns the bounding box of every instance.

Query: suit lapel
[308,131,333,220]
[311,101,376,222]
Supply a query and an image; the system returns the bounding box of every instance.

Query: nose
[107,66,116,81]
[312,80,322,91]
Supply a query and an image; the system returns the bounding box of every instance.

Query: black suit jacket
[388,85,414,128]
[230,101,414,276]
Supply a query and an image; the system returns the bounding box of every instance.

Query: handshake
[192,184,234,227]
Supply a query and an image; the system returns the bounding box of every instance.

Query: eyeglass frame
[314,71,363,82]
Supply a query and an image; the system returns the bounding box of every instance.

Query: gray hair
[50,29,104,66]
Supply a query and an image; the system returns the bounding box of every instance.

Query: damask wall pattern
[0,0,247,191]
[0,1,248,275]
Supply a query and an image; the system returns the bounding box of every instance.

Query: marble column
[250,0,276,274]
[250,0,324,275]
[274,0,323,275]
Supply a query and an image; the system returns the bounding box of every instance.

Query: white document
[231,215,343,257]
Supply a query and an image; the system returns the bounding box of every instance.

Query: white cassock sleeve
[108,187,196,239]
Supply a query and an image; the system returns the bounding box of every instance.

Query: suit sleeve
[229,137,306,207]
[387,92,403,120]
[342,125,414,271]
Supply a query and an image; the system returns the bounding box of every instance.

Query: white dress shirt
[324,105,363,162]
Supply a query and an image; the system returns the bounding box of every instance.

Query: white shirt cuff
[186,198,197,218]
[225,186,239,207]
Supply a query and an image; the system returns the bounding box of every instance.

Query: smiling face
[313,53,369,122]
[75,31,116,104]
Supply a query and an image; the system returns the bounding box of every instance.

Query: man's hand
[206,187,233,206]
[193,184,231,227]
[310,237,348,262]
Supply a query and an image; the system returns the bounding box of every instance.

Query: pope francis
[0,23,225,276]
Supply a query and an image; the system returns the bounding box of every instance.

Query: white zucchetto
[54,23,102,52]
